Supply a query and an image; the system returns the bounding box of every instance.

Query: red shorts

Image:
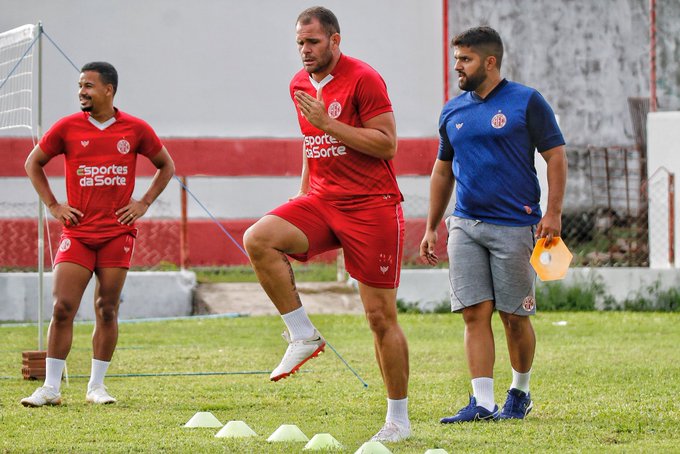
[54,233,135,272]
[269,195,404,288]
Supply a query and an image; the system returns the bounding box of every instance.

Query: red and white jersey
[39,109,162,241]
[290,54,402,207]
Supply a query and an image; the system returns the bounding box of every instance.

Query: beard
[303,46,333,75]
[80,96,93,112]
[458,66,486,92]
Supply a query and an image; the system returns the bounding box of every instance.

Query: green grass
[194,263,339,283]
[2,312,679,453]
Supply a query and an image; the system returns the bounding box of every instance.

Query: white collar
[88,115,116,131]
[308,74,334,90]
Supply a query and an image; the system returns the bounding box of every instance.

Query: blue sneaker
[499,388,533,419]
[440,395,500,423]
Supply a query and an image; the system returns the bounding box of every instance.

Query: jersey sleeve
[135,120,163,158]
[527,91,565,152]
[355,69,393,123]
[38,117,68,156]
[437,108,454,161]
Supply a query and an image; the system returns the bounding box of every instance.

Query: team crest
[522,296,536,312]
[117,139,131,154]
[491,111,507,129]
[327,101,342,119]
[59,238,71,252]
[378,253,393,275]
[81,140,89,147]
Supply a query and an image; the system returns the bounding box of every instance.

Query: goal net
[0,24,38,133]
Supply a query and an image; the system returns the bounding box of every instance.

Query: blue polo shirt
[438,79,565,226]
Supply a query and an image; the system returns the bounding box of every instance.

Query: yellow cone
[354,441,392,454]
[304,433,343,450]
[267,424,309,442]
[215,420,257,438]
[183,411,222,428]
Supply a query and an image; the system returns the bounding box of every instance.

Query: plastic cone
[424,449,449,454]
[303,433,343,450]
[530,237,573,281]
[353,441,392,454]
[267,424,309,442]
[183,411,222,428]
[214,420,257,438]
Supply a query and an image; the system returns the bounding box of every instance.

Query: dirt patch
[194,281,364,316]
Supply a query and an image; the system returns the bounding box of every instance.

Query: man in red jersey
[21,62,174,407]
[244,7,410,442]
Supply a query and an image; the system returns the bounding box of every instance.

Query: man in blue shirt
[420,26,567,422]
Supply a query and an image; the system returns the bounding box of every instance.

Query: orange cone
[530,237,573,281]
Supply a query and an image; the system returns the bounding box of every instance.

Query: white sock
[88,358,111,389]
[510,368,531,393]
[386,397,410,428]
[471,377,495,412]
[44,357,65,392]
[281,306,315,341]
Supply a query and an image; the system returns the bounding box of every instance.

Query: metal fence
[561,146,674,268]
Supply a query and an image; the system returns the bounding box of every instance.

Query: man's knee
[462,301,493,326]
[365,308,395,336]
[94,297,119,323]
[52,299,78,323]
[500,312,530,335]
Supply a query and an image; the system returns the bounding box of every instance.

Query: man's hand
[419,230,439,266]
[295,86,330,131]
[48,202,84,226]
[116,198,149,225]
[535,211,561,248]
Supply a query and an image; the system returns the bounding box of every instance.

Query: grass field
[1,312,679,453]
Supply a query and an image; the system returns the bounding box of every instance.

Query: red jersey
[39,109,162,241]
[290,54,402,207]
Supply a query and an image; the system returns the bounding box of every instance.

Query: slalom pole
[326,341,368,388]
[174,175,368,387]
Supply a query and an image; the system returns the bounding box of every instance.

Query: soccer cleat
[20,385,62,407]
[440,395,500,423]
[370,421,411,442]
[86,384,117,404]
[499,388,533,419]
[269,329,325,381]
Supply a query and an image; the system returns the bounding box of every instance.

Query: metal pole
[179,176,188,270]
[669,173,675,266]
[442,0,449,104]
[37,21,44,351]
[649,0,657,112]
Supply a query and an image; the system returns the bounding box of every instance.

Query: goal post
[0,22,45,350]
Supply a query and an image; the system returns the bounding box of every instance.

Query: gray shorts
[446,216,537,315]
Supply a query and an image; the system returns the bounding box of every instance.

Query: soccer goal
[0,23,47,349]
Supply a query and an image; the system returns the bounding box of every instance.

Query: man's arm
[116,146,175,225]
[294,87,397,160]
[536,145,567,246]
[291,144,310,200]
[24,145,84,226]
[420,159,455,266]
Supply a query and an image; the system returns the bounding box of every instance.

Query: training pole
[649,0,657,112]
[37,21,44,351]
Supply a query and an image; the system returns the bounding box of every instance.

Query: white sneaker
[370,421,411,442]
[20,385,62,407]
[269,329,325,381]
[86,384,116,404]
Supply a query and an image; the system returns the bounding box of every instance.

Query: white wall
[647,111,680,268]
[0,0,443,138]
